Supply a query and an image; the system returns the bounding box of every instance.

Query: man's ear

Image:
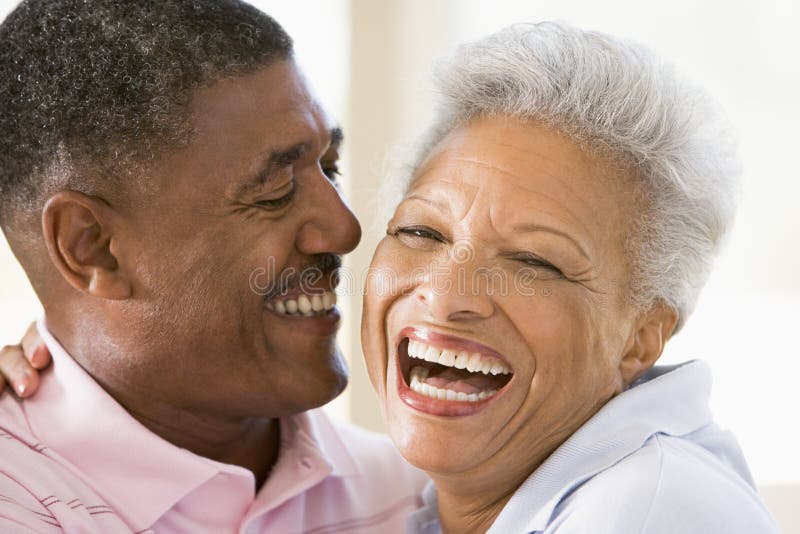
[619,303,679,386]
[41,191,132,299]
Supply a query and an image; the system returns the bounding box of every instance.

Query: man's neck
[45,315,282,489]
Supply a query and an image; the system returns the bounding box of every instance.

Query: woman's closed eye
[510,252,564,277]
[394,225,446,243]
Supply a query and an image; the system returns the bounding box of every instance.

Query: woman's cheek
[509,283,590,357]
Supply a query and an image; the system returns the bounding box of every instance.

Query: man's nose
[413,257,495,323]
[295,174,362,256]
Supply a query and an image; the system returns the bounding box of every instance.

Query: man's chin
[315,371,349,408]
[284,363,349,414]
[276,346,349,412]
[315,350,349,403]
[257,307,348,412]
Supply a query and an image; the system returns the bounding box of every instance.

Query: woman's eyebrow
[512,223,591,261]
[406,194,450,214]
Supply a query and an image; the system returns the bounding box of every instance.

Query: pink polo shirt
[0,322,427,533]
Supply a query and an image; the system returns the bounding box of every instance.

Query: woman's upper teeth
[267,291,337,316]
[407,339,511,375]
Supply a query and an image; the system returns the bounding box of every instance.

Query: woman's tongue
[422,367,500,395]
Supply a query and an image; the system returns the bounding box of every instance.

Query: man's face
[109,59,361,418]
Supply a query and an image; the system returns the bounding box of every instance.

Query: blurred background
[1,0,797,530]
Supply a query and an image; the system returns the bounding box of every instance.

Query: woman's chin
[389,426,482,474]
[380,372,518,474]
[384,404,498,475]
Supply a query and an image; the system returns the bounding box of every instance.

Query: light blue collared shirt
[407,360,779,533]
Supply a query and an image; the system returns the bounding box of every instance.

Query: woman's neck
[426,423,582,534]
[429,464,532,534]
[436,489,511,533]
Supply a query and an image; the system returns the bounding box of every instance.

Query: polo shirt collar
[488,360,713,533]
[24,320,233,531]
[254,408,361,514]
[407,360,714,534]
[295,408,360,479]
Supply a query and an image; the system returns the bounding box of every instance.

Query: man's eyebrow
[268,142,310,169]
[234,142,310,198]
[235,127,343,198]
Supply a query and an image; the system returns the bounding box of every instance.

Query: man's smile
[266,290,338,317]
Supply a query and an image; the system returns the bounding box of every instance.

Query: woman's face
[363,116,645,479]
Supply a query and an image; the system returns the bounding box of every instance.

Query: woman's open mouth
[395,328,514,416]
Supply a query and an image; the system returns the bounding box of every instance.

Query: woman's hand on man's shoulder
[0,322,51,398]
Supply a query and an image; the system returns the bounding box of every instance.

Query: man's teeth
[409,366,497,402]
[407,339,511,376]
[267,291,337,317]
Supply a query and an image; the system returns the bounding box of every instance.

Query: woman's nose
[295,174,362,256]
[414,260,495,322]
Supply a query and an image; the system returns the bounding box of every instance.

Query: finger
[17,361,40,398]
[29,345,52,370]
[0,344,39,397]
[21,322,50,370]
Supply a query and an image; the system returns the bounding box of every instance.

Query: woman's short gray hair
[401,21,740,331]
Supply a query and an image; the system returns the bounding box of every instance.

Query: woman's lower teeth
[409,368,497,402]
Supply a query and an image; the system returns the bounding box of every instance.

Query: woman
[1,22,779,533]
[364,22,778,533]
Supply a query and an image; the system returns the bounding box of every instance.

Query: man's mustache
[262,254,342,300]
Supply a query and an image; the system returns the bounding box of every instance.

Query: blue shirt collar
[407,360,714,534]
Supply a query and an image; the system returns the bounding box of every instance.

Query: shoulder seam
[638,434,666,533]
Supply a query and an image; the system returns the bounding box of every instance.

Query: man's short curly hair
[0,0,293,226]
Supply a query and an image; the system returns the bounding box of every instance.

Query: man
[0,1,426,532]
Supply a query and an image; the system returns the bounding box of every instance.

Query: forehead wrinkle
[444,155,593,240]
[455,181,481,225]
[449,152,598,216]
[443,122,612,207]
[407,172,479,219]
